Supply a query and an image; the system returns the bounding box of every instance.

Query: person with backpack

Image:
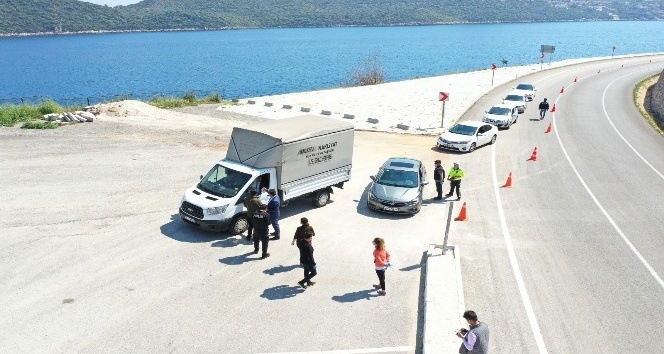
[538,98,550,120]
[372,237,391,296]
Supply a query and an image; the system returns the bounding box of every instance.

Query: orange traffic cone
[455,202,468,221]
[560,86,565,94]
[550,104,556,113]
[503,172,513,188]
[528,147,538,161]
[573,77,578,83]
[545,123,552,133]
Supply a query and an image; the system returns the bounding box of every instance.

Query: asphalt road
[451,55,664,353]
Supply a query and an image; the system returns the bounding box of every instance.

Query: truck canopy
[226,115,354,185]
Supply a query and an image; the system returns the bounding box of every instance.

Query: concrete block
[367,118,379,124]
[264,102,273,107]
[342,114,355,119]
[282,105,293,109]
[321,110,332,116]
[248,100,256,104]
[231,98,239,103]
[300,107,311,112]
[396,123,410,130]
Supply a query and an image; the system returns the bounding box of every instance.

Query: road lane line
[602,70,664,180]
[259,346,414,354]
[552,89,664,290]
[491,144,549,354]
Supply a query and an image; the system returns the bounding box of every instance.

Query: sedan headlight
[405,198,419,206]
[368,190,377,201]
[207,205,229,215]
[459,140,470,144]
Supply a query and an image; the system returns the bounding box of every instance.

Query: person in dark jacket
[433,160,446,200]
[251,205,271,259]
[243,189,264,240]
[292,217,315,264]
[267,189,281,240]
[538,98,550,120]
[297,234,317,289]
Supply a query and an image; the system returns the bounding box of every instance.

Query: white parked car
[436,121,498,153]
[483,104,518,129]
[513,83,536,101]
[503,92,527,113]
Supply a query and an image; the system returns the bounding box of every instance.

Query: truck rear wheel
[229,214,248,235]
[312,190,330,208]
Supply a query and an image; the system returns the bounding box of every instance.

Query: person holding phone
[456,310,489,354]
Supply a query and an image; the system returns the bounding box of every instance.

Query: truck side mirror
[370,175,376,181]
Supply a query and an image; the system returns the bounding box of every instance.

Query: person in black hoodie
[297,234,317,289]
[251,205,271,259]
[292,217,315,264]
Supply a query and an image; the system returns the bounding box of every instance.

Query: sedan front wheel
[490,135,497,145]
[468,143,476,153]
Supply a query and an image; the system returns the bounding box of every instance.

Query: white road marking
[259,346,414,354]
[491,144,549,354]
[601,70,664,180]
[553,85,664,290]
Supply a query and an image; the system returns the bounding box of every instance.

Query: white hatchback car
[436,121,498,153]
[502,92,527,113]
[513,83,536,101]
[483,104,518,129]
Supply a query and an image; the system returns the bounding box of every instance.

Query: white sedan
[513,83,536,101]
[436,121,498,153]
[503,92,527,113]
[483,104,518,129]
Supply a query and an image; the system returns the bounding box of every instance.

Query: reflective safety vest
[448,168,465,181]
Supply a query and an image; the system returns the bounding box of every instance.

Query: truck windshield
[376,168,419,188]
[197,164,252,198]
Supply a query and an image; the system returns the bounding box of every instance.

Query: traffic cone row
[528,147,538,161]
[560,86,565,94]
[545,123,552,133]
[550,104,556,113]
[573,77,578,83]
[503,172,513,188]
[455,202,468,221]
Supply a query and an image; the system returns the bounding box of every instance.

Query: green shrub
[21,121,59,129]
[37,100,62,115]
[205,92,221,103]
[343,53,386,87]
[183,91,197,103]
[1,105,41,126]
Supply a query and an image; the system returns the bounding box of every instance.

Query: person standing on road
[267,189,281,240]
[292,217,315,264]
[243,189,264,241]
[298,233,317,289]
[251,205,271,259]
[433,160,446,200]
[456,310,489,354]
[446,162,465,201]
[372,237,391,296]
[538,98,550,120]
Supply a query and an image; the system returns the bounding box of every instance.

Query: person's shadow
[260,285,304,300]
[263,264,300,275]
[331,288,380,303]
[218,252,259,265]
[211,237,252,248]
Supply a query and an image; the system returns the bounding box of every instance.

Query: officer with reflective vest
[446,162,465,201]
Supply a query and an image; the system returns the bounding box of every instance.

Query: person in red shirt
[372,237,391,296]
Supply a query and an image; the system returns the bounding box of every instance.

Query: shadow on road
[161,214,231,243]
[218,252,259,265]
[399,263,422,272]
[331,288,380,303]
[263,264,300,275]
[260,285,304,300]
[211,237,252,248]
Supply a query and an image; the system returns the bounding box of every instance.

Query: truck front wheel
[229,214,248,235]
[312,189,331,208]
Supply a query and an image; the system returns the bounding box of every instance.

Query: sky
[82,0,141,6]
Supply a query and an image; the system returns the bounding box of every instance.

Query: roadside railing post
[442,201,454,254]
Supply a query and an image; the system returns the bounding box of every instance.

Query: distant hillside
[0,0,660,35]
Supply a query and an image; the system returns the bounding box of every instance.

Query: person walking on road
[433,160,446,200]
[538,98,550,120]
[446,162,465,201]
[243,189,264,241]
[456,310,489,354]
[298,233,317,289]
[292,217,315,264]
[267,189,281,240]
[372,237,391,296]
[251,205,271,259]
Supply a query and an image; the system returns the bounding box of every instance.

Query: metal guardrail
[0,89,227,107]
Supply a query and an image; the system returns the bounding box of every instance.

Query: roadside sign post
[612,45,616,57]
[439,92,449,128]
[491,63,497,86]
[442,201,454,254]
[540,44,556,69]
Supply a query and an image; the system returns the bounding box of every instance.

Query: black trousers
[435,180,443,197]
[253,232,269,255]
[247,218,254,237]
[375,269,386,290]
[448,180,461,198]
[301,266,317,284]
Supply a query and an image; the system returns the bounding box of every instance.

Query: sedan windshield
[516,84,534,90]
[448,124,478,136]
[505,95,524,102]
[488,107,511,116]
[376,168,419,188]
[197,164,251,198]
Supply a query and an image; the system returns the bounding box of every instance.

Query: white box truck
[179,115,354,234]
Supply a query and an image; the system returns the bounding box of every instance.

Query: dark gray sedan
[367,157,428,214]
